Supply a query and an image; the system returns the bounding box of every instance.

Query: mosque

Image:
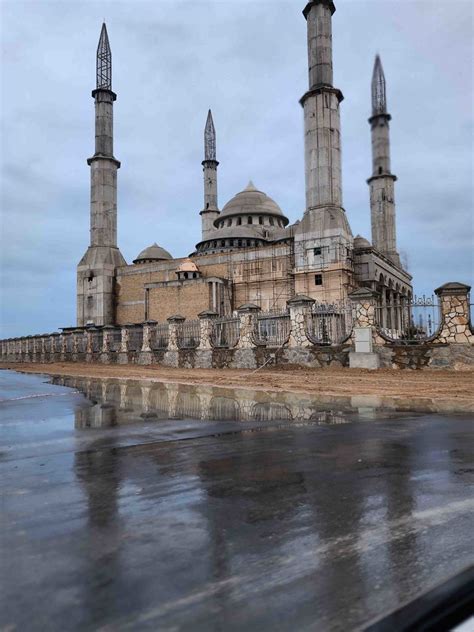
[77,0,412,328]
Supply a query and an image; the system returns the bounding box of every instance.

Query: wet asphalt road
[1,370,473,631]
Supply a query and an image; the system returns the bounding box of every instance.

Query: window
[247,216,252,224]
[259,216,263,225]
[315,274,323,286]
[313,247,322,256]
[227,218,232,227]
[237,217,242,226]
[378,166,383,175]
[269,217,274,226]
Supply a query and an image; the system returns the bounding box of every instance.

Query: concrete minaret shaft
[301,0,344,212]
[200,110,220,241]
[77,23,126,327]
[368,55,400,267]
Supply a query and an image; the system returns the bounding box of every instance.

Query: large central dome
[216,181,289,226]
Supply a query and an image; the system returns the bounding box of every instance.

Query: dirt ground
[2,362,473,411]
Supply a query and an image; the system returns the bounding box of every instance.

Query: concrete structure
[75,4,412,328]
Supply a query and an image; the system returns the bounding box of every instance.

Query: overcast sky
[1,0,473,337]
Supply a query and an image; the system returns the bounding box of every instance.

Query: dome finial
[245,180,257,191]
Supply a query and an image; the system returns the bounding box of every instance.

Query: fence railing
[253,310,291,347]
[210,317,240,349]
[375,295,441,343]
[177,320,200,350]
[306,303,353,345]
[151,323,169,350]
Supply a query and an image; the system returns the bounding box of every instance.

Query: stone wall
[2,284,473,371]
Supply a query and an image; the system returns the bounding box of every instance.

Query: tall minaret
[77,24,126,327]
[200,109,220,241]
[296,1,352,245]
[368,55,400,267]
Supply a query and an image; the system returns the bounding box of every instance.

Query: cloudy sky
[1,0,472,337]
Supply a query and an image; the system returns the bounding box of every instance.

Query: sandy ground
[2,362,473,409]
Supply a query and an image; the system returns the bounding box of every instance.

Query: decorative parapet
[287,295,315,348]
[198,310,218,350]
[167,315,185,351]
[236,304,260,349]
[434,282,474,344]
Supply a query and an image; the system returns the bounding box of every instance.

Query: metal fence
[210,317,240,348]
[76,333,87,353]
[151,324,169,350]
[306,303,353,345]
[128,327,143,352]
[90,330,103,352]
[110,329,122,352]
[177,320,200,350]
[65,334,74,353]
[375,295,440,343]
[253,310,291,347]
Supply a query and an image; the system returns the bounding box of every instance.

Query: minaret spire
[199,109,220,243]
[96,23,112,90]
[372,54,387,116]
[204,109,216,162]
[368,54,401,267]
[77,23,126,327]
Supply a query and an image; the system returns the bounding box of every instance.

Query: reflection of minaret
[74,440,123,624]
[199,110,220,242]
[368,55,401,267]
[77,23,126,326]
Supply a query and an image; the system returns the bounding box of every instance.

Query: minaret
[296,1,352,241]
[368,55,400,267]
[294,1,352,301]
[77,23,126,327]
[200,109,220,241]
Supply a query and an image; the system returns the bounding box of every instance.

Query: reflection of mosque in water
[66,374,463,629]
[55,376,351,428]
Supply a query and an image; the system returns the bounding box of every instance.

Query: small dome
[177,258,199,273]
[354,235,371,249]
[133,243,172,264]
[217,181,288,225]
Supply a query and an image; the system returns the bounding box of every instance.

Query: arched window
[237,217,242,226]
[378,166,383,175]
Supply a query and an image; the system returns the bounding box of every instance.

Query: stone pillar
[348,288,380,370]
[51,333,61,362]
[287,295,315,348]
[236,304,260,349]
[85,327,94,363]
[434,282,474,344]
[198,310,218,351]
[118,325,130,365]
[59,333,67,362]
[163,315,185,368]
[100,325,114,364]
[167,315,185,352]
[139,320,156,365]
